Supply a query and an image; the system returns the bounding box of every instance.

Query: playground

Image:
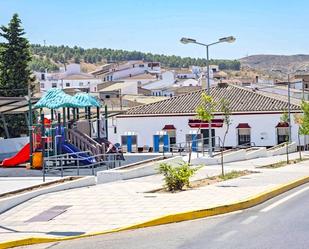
[0,89,129,179]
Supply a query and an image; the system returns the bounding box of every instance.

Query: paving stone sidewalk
[0,152,309,244]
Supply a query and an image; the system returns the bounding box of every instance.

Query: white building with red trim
[109,84,305,151]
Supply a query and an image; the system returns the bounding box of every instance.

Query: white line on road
[260,185,309,213]
[215,230,237,241]
[241,215,258,225]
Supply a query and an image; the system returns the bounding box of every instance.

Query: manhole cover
[26,205,72,222]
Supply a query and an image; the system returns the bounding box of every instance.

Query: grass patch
[259,157,309,169]
[218,170,249,180]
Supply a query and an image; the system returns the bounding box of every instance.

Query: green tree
[299,101,309,135]
[294,113,303,160]
[193,93,216,163]
[29,44,241,70]
[220,99,232,176]
[280,110,290,164]
[297,101,309,156]
[0,13,32,97]
[0,14,32,138]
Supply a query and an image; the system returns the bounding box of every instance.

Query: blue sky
[1,0,309,59]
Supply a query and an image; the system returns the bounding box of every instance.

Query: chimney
[218,82,228,88]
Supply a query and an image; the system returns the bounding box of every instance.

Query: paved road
[19,183,309,249]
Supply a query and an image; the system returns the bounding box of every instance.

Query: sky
[1,0,309,60]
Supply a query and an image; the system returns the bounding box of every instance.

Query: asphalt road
[19,183,309,249]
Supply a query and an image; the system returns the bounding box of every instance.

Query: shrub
[158,163,198,191]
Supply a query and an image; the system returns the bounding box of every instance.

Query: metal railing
[43,150,124,180]
[67,128,105,160]
[237,141,256,149]
[162,136,257,158]
[162,136,223,157]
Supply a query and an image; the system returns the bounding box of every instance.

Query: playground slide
[61,142,95,165]
[1,143,30,167]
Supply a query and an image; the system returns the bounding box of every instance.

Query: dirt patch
[0,176,81,199]
[149,170,257,193]
[258,157,309,169]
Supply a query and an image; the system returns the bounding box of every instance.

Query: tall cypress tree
[0,13,32,97]
[0,14,32,138]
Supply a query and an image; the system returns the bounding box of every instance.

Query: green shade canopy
[34,89,101,109]
[72,92,101,108]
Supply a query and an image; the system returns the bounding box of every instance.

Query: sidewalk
[0,152,309,245]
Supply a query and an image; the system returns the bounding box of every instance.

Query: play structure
[1,89,123,170]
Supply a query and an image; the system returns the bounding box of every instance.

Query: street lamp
[180,36,236,157]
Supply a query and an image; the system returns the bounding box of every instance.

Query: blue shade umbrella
[34,88,84,109]
[72,92,102,107]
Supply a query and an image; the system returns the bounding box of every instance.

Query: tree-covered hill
[30,44,241,72]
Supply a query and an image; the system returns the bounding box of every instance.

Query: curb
[1,175,309,249]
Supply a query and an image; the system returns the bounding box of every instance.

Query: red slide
[1,143,30,167]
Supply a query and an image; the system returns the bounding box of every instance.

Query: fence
[42,151,124,181]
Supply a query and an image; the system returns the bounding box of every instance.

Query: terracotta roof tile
[125,84,301,115]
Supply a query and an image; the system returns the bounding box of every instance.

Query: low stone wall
[246,147,267,160]
[267,142,297,156]
[192,149,247,165]
[0,176,96,214]
[0,137,29,161]
[97,156,184,184]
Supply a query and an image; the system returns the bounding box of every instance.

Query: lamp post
[180,36,236,156]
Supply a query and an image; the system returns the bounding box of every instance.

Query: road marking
[241,215,258,225]
[260,185,309,213]
[215,230,237,241]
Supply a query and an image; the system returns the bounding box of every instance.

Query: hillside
[240,54,309,75]
[29,44,241,73]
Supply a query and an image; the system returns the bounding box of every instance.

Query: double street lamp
[180,36,236,156]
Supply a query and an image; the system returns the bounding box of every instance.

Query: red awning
[236,123,251,129]
[276,122,289,128]
[162,125,176,130]
[188,119,224,128]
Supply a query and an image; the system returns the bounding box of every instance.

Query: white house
[91,61,161,82]
[37,64,102,92]
[177,79,200,87]
[142,71,175,90]
[108,84,305,150]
